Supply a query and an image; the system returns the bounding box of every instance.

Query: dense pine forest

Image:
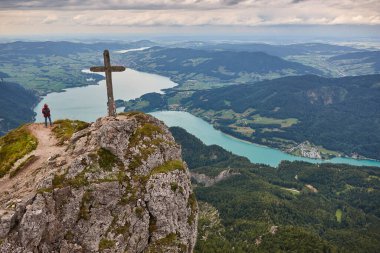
[170,127,380,252]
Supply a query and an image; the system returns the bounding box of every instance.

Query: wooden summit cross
[90,50,126,117]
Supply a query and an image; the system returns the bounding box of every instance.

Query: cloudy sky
[0,0,379,40]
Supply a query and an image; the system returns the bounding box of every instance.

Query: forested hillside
[182,74,380,160]
[124,74,380,160]
[170,127,380,252]
[0,82,38,135]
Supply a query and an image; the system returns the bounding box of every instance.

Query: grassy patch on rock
[52,119,89,145]
[187,192,197,225]
[127,121,169,171]
[151,160,185,175]
[0,125,38,178]
[99,238,115,251]
[129,122,164,148]
[78,191,92,221]
[98,148,122,171]
[146,233,187,253]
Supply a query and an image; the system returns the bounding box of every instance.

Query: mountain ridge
[120,46,323,89]
[0,113,198,253]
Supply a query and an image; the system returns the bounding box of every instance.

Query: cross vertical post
[103,50,116,117]
[90,49,126,117]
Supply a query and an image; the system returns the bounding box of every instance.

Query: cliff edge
[0,112,198,253]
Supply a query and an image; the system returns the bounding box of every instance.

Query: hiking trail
[0,124,66,206]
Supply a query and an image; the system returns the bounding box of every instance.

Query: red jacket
[42,107,50,118]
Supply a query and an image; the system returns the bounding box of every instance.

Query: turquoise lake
[34,68,177,122]
[34,63,380,168]
[150,111,380,168]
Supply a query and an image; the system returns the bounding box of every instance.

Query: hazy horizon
[1,0,379,44]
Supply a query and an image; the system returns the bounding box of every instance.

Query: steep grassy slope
[0,125,38,177]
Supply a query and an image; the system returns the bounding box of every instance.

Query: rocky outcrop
[191,169,240,187]
[0,112,198,253]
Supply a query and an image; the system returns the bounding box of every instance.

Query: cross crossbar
[90,49,125,117]
[90,66,126,72]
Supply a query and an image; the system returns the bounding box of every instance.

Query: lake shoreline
[147,106,379,164]
[150,110,380,167]
[33,67,178,123]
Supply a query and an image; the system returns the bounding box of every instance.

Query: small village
[287,141,322,159]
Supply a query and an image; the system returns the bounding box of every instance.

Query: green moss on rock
[135,207,144,218]
[98,238,115,251]
[52,119,89,145]
[98,148,121,171]
[187,192,197,225]
[52,173,67,188]
[78,191,91,221]
[64,231,74,241]
[128,123,164,149]
[149,215,158,234]
[37,187,53,194]
[118,111,144,117]
[114,221,130,235]
[68,170,90,188]
[146,233,187,253]
[151,160,185,175]
[170,182,179,192]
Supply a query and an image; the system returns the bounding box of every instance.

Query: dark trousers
[44,116,52,127]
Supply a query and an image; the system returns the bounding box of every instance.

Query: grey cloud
[0,0,378,11]
[0,0,312,10]
[1,0,379,28]
[0,0,242,10]
[292,0,308,3]
[220,0,247,6]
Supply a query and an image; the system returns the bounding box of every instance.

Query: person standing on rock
[42,104,53,128]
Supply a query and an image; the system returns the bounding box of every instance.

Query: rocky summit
[0,112,198,253]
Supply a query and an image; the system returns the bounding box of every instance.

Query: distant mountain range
[121,47,323,88]
[0,40,157,57]
[124,74,380,160]
[0,82,38,135]
[172,42,363,57]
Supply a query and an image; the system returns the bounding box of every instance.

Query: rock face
[0,113,198,253]
[191,169,240,187]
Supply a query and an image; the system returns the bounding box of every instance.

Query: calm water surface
[34,68,177,122]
